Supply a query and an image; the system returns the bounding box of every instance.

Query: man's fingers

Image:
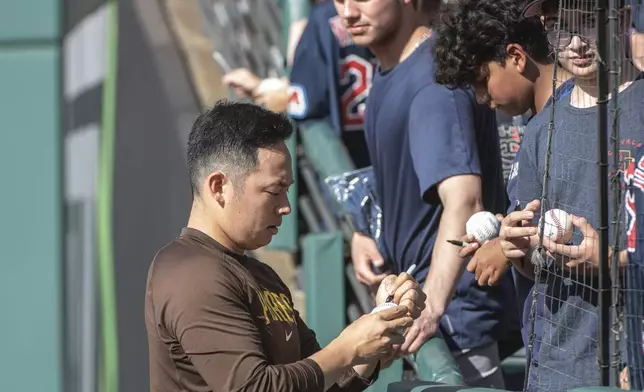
[385,316,414,332]
[383,332,406,346]
[372,257,385,268]
[565,258,587,268]
[466,256,478,273]
[407,333,430,354]
[403,302,424,319]
[573,216,594,238]
[355,267,373,285]
[501,247,529,260]
[378,305,409,321]
[461,233,476,242]
[392,280,416,304]
[357,261,387,286]
[478,269,492,286]
[542,238,582,259]
[504,225,538,239]
[401,326,419,353]
[460,243,480,259]
[380,274,397,296]
[503,211,535,230]
[524,199,541,212]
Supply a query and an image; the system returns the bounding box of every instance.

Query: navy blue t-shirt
[287,0,375,168]
[364,36,512,351]
[515,78,644,391]
[508,79,574,324]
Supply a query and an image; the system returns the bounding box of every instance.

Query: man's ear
[507,43,528,73]
[205,171,228,205]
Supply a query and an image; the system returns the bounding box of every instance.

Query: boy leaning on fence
[499,0,644,390]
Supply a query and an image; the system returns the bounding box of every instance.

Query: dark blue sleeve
[408,85,482,202]
[514,122,544,208]
[631,0,644,31]
[287,11,329,121]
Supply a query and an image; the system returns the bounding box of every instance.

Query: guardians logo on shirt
[625,154,644,252]
[256,288,296,325]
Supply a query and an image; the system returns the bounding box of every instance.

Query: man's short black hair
[433,0,551,88]
[187,100,293,196]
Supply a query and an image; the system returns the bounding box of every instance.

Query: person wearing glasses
[630,0,644,70]
[499,0,644,390]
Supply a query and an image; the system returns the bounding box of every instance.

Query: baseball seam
[550,211,563,241]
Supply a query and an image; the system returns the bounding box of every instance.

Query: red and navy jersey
[287,1,376,138]
[625,146,644,390]
[625,147,644,255]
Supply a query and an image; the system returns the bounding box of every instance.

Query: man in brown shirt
[145,100,427,392]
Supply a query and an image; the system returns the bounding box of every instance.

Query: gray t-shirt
[515,77,644,391]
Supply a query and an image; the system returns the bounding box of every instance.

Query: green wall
[0,1,62,391]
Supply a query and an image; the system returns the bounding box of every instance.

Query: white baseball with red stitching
[540,209,573,244]
[371,302,405,334]
[466,211,501,243]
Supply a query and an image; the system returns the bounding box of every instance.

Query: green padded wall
[0,48,62,391]
[303,231,345,347]
[0,0,62,391]
[0,0,59,40]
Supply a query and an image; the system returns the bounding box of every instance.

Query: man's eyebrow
[266,179,295,187]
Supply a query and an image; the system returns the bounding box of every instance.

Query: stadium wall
[0,0,63,391]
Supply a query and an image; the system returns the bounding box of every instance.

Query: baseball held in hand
[371,302,405,335]
[466,211,501,243]
[539,209,573,244]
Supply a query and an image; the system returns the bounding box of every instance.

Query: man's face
[217,142,293,251]
[550,8,599,79]
[632,31,644,71]
[334,0,403,47]
[474,51,535,116]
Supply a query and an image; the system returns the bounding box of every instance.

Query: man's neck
[371,24,431,72]
[533,63,556,114]
[570,62,638,108]
[187,203,244,254]
[533,64,574,114]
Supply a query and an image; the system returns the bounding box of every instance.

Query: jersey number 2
[339,55,375,131]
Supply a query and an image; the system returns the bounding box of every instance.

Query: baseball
[539,209,573,244]
[371,302,405,334]
[255,77,288,94]
[466,211,501,243]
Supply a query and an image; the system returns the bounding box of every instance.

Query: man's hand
[398,305,440,356]
[254,78,290,113]
[375,272,427,319]
[221,68,261,98]
[542,215,596,271]
[541,215,628,272]
[461,235,511,286]
[499,199,540,261]
[351,232,388,287]
[333,306,413,365]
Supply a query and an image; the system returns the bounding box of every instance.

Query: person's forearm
[309,338,354,391]
[352,362,377,379]
[423,202,482,315]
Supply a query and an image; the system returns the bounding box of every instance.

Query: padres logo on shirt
[256,289,295,325]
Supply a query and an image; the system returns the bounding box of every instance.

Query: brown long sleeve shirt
[145,228,377,392]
